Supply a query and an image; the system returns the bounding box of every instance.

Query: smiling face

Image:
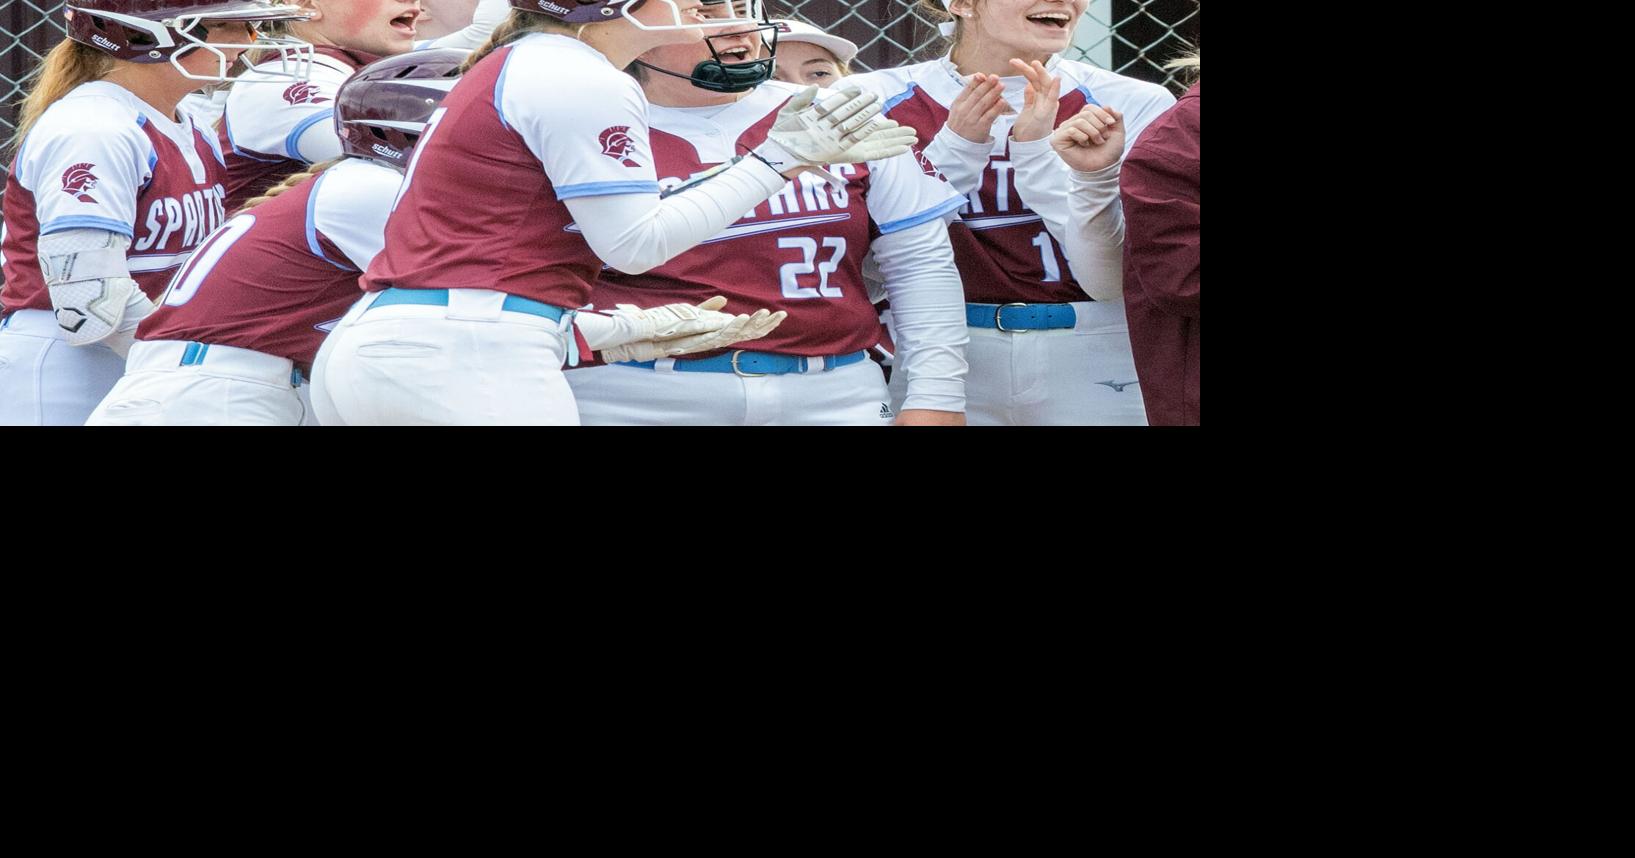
[770,40,843,86]
[953,0,1087,60]
[637,2,767,76]
[302,0,423,57]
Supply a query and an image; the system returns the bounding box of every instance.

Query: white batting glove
[602,305,788,362]
[753,84,920,184]
[656,307,787,356]
[578,296,738,352]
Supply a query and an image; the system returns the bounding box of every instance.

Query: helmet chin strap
[631,56,772,94]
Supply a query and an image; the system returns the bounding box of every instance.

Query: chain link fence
[774,1,1198,86]
[2,1,1197,190]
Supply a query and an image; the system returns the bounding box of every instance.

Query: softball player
[218,0,424,211]
[0,0,313,426]
[566,4,969,426]
[847,0,1175,425]
[313,0,920,425]
[85,49,466,426]
[767,18,855,87]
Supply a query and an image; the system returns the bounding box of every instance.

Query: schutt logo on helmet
[537,1,574,15]
[599,126,641,168]
[61,163,100,203]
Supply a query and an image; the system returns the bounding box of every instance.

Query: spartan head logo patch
[282,82,330,106]
[598,126,640,168]
[61,163,99,203]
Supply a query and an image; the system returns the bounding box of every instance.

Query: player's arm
[1041,102,1128,301]
[921,73,1006,195]
[865,146,971,420]
[25,107,153,355]
[873,221,968,420]
[1003,60,1090,256]
[311,163,400,269]
[550,85,913,275]
[41,228,151,357]
[226,61,349,164]
[1120,107,1200,319]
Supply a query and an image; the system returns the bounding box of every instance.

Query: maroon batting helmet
[334,48,465,168]
[65,1,310,64]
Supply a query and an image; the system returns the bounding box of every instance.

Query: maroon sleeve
[1119,85,1200,319]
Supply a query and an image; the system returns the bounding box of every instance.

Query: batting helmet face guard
[334,48,465,169]
[64,0,314,83]
[631,0,777,93]
[510,0,763,32]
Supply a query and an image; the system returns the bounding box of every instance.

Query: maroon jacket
[1120,82,1200,426]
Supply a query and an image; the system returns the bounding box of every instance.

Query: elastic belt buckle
[995,303,1032,333]
[730,350,767,378]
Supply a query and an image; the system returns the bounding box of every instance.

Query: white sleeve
[922,123,993,196]
[1062,163,1125,301]
[505,48,662,199]
[311,161,403,269]
[872,218,968,413]
[222,59,351,162]
[503,43,786,273]
[416,0,508,50]
[560,157,788,275]
[1007,133,1074,248]
[15,101,151,238]
[864,147,968,236]
[292,119,345,164]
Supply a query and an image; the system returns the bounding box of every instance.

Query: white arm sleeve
[311,160,402,269]
[1007,133,1076,249]
[923,123,994,196]
[293,119,345,164]
[1062,163,1126,301]
[504,38,783,273]
[560,156,787,275]
[417,0,508,51]
[872,218,968,413]
[223,57,351,163]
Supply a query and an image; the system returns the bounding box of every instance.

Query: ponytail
[9,39,114,157]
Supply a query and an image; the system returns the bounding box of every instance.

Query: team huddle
[0,0,1179,426]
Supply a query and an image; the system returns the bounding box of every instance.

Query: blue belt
[370,287,569,321]
[966,302,1077,332]
[620,349,868,377]
[177,341,303,386]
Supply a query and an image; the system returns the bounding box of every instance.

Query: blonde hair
[8,39,115,157]
[921,0,969,54]
[1164,47,1200,83]
[463,10,578,72]
[235,157,342,213]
